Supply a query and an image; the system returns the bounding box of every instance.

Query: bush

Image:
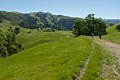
[14,27,20,34]
[27,31,32,34]
[116,24,120,30]
[0,20,2,23]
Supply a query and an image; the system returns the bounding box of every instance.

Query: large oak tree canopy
[73,14,107,36]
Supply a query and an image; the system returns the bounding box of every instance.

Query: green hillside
[0,11,79,30]
[0,20,16,31]
[103,19,120,25]
[0,35,110,80]
[0,12,118,80]
[0,11,24,25]
[106,23,120,33]
[0,20,115,79]
[1,11,120,31]
[17,31,74,49]
[0,20,74,49]
[102,23,120,44]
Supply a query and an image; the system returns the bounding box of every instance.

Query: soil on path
[74,40,94,80]
[94,38,120,79]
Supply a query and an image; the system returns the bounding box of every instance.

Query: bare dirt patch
[95,38,120,79]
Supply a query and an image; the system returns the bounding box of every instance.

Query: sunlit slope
[106,23,120,33]
[0,20,14,31]
[0,20,113,79]
[102,23,120,44]
[0,36,92,80]
[0,20,32,33]
[17,31,74,49]
[0,20,74,49]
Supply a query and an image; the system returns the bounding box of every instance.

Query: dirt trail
[94,38,120,79]
[74,40,94,80]
[74,38,120,80]
[94,38,120,63]
[75,55,91,80]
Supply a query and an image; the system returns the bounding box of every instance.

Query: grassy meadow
[102,23,120,44]
[0,35,92,80]
[0,20,115,79]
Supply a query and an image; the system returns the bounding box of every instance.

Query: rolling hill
[0,11,120,80]
[1,11,120,31]
[103,19,120,25]
[0,11,79,30]
[0,20,114,79]
[0,31,110,79]
[102,23,120,44]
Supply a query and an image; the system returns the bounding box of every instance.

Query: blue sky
[0,0,120,19]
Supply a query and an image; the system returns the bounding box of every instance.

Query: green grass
[0,36,92,80]
[0,20,74,49]
[81,41,114,80]
[81,42,102,80]
[0,20,31,34]
[0,20,115,79]
[106,23,120,33]
[102,23,120,44]
[17,31,74,49]
[0,35,113,80]
[0,20,14,31]
[102,32,120,44]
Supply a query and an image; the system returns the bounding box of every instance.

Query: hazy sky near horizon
[0,0,120,19]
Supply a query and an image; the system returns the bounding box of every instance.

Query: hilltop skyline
[0,0,120,19]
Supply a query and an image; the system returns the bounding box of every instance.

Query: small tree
[14,27,20,34]
[116,24,120,30]
[19,22,29,28]
[0,20,2,23]
[0,29,23,58]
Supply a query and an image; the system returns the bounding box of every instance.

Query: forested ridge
[0,11,79,30]
[0,11,120,30]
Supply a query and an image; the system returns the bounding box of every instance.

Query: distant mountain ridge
[0,11,79,30]
[0,11,120,30]
[103,19,120,25]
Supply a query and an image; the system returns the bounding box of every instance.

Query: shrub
[116,24,120,30]
[14,27,20,34]
[27,31,32,34]
[0,20,2,23]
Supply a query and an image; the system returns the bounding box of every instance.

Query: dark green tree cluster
[0,20,2,23]
[0,28,23,58]
[73,14,107,36]
[19,22,38,29]
[116,24,120,30]
[14,27,21,34]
